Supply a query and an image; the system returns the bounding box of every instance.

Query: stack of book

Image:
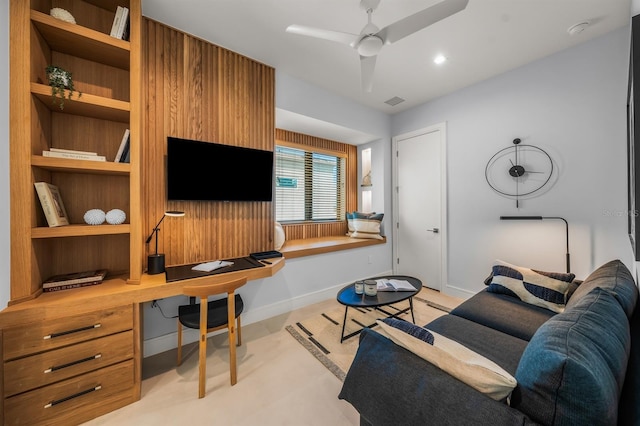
[114,129,130,163]
[42,148,106,162]
[110,6,130,40]
[43,269,108,293]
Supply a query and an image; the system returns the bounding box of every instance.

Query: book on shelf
[110,6,124,37]
[34,182,70,227]
[43,150,106,161]
[43,269,108,288]
[111,6,129,40]
[376,279,416,292]
[120,12,130,41]
[114,129,130,162]
[43,280,104,293]
[50,147,98,156]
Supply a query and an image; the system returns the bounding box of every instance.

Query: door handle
[427,228,439,233]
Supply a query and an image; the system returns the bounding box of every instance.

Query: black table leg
[340,306,348,343]
[409,297,415,324]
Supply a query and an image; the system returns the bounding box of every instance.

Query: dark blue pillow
[380,318,434,345]
[513,288,630,425]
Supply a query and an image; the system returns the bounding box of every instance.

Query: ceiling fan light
[358,35,383,57]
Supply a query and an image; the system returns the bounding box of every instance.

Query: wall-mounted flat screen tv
[167,137,273,202]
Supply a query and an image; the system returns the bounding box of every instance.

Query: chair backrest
[182,276,248,299]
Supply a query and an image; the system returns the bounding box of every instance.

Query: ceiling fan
[286,0,469,92]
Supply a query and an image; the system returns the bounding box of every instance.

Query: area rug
[285,290,453,381]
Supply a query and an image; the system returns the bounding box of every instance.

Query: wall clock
[485,138,554,208]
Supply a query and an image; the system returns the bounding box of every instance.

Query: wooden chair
[177,276,248,398]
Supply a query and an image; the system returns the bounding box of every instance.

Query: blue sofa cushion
[512,287,630,426]
[565,259,638,318]
[450,289,556,341]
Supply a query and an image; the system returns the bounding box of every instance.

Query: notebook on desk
[165,256,264,282]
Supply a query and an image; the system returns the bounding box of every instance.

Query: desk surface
[0,257,285,326]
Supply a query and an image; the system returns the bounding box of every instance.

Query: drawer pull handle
[44,354,102,374]
[43,323,101,340]
[44,385,102,408]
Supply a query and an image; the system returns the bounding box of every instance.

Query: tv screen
[167,137,273,201]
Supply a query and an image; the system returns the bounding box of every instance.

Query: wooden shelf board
[32,224,130,238]
[280,235,386,259]
[32,82,130,122]
[32,155,130,175]
[31,10,130,70]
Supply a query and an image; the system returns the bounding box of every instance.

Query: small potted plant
[45,65,81,110]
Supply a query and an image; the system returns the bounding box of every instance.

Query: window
[275,145,346,222]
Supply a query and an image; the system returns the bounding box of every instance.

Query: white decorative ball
[84,209,106,225]
[50,8,76,24]
[274,222,285,250]
[106,209,126,225]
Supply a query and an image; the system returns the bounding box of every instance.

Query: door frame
[392,122,448,290]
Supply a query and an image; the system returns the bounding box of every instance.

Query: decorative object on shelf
[84,209,106,225]
[274,221,285,250]
[49,8,76,24]
[146,211,186,275]
[499,216,571,273]
[485,138,554,208]
[45,65,82,110]
[106,209,126,225]
[34,182,69,227]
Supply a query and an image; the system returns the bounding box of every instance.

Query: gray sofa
[339,259,640,425]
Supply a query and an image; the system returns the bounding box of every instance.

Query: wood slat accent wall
[142,19,275,267]
[275,129,357,241]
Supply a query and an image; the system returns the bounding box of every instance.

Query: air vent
[384,96,405,106]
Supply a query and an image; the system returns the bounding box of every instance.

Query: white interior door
[393,124,446,291]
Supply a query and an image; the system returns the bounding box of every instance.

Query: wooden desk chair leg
[228,291,237,385]
[198,295,208,398]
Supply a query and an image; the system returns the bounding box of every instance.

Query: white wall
[0,2,10,309]
[392,27,633,297]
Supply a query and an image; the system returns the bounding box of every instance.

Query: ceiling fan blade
[377,0,469,45]
[360,55,376,93]
[286,24,360,47]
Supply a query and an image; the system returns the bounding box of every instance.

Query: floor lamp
[499,216,570,273]
[146,210,185,275]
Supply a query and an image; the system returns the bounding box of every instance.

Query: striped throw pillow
[376,318,517,401]
[487,260,576,313]
[351,212,384,240]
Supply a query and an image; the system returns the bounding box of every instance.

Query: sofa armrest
[339,328,539,426]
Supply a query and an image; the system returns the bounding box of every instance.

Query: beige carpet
[285,289,454,381]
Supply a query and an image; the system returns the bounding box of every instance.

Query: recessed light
[434,54,447,65]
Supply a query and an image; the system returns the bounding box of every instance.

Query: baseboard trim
[143,271,393,357]
[444,283,476,299]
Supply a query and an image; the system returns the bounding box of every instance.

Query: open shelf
[32,224,130,239]
[31,10,130,70]
[32,155,130,175]
[31,82,130,122]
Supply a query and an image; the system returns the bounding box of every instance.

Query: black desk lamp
[146,210,185,275]
[500,216,570,273]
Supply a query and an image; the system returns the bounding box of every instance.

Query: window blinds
[275,146,345,222]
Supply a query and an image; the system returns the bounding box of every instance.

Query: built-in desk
[0,258,284,425]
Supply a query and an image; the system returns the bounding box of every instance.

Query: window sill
[280,235,386,259]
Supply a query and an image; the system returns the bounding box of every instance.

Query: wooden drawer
[4,330,133,397]
[4,360,135,426]
[2,305,133,360]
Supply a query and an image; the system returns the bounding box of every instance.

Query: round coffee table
[336,275,422,343]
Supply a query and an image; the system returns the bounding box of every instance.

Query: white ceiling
[142,0,630,142]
